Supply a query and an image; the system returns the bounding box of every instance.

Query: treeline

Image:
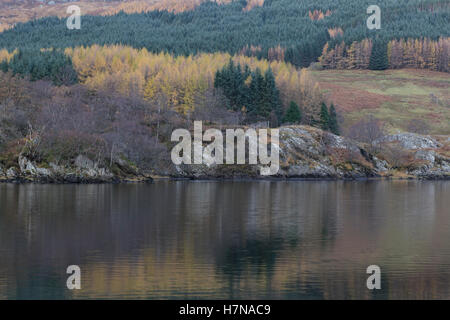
[0,44,335,128]
[63,45,325,123]
[214,60,282,124]
[388,38,450,71]
[213,60,337,129]
[102,0,230,15]
[320,37,450,72]
[0,55,334,174]
[0,0,448,69]
[0,44,331,123]
[0,49,78,85]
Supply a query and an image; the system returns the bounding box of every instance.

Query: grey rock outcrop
[170,126,449,180]
[373,133,441,150]
[0,155,144,183]
[1,126,448,183]
[6,167,17,179]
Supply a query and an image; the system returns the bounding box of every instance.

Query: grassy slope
[0,0,223,32]
[0,0,119,32]
[312,69,450,135]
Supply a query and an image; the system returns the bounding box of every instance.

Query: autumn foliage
[65,45,323,120]
[320,38,450,72]
[308,9,332,21]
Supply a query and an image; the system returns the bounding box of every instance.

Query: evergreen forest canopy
[0,0,448,68]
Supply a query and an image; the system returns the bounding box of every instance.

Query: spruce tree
[214,59,249,112]
[6,49,77,85]
[328,104,340,135]
[369,39,389,70]
[320,102,330,131]
[264,67,282,124]
[0,60,8,73]
[283,101,302,124]
[247,68,264,122]
[259,68,272,120]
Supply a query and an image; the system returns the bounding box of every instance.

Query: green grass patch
[313,69,450,134]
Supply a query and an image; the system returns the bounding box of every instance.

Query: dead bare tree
[346,116,385,144]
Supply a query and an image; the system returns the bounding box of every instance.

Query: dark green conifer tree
[245,68,261,122]
[264,67,282,124]
[328,104,340,135]
[283,101,302,124]
[369,39,389,70]
[320,102,330,131]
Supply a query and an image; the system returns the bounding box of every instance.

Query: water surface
[0,180,449,299]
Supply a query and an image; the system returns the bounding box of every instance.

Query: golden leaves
[67,44,321,116]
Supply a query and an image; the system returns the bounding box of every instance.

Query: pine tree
[328,104,339,135]
[283,101,302,124]
[214,59,249,112]
[369,39,389,70]
[320,102,330,130]
[0,60,8,73]
[264,67,282,124]
[6,49,78,85]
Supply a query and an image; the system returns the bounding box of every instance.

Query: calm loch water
[0,180,449,299]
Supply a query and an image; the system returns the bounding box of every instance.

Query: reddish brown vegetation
[308,9,332,21]
[318,82,392,112]
[328,28,344,39]
[243,0,264,12]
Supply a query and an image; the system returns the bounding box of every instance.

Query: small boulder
[6,167,17,179]
[75,155,94,170]
[19,156,38,175]
[18,156,27,172]
[414,150,436,165]
[373,156,388,172]
[36,167,51,177]
[49,162,64,174]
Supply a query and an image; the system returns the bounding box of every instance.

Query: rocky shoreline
[169,126,450,181]
[1,126,449,183]
[0,154,154,184]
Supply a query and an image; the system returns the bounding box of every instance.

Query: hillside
[313,69,450,135]
[0,0,216,32]
[0,0,118,32]
[0,0,448,69]
[0,0,448,181]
